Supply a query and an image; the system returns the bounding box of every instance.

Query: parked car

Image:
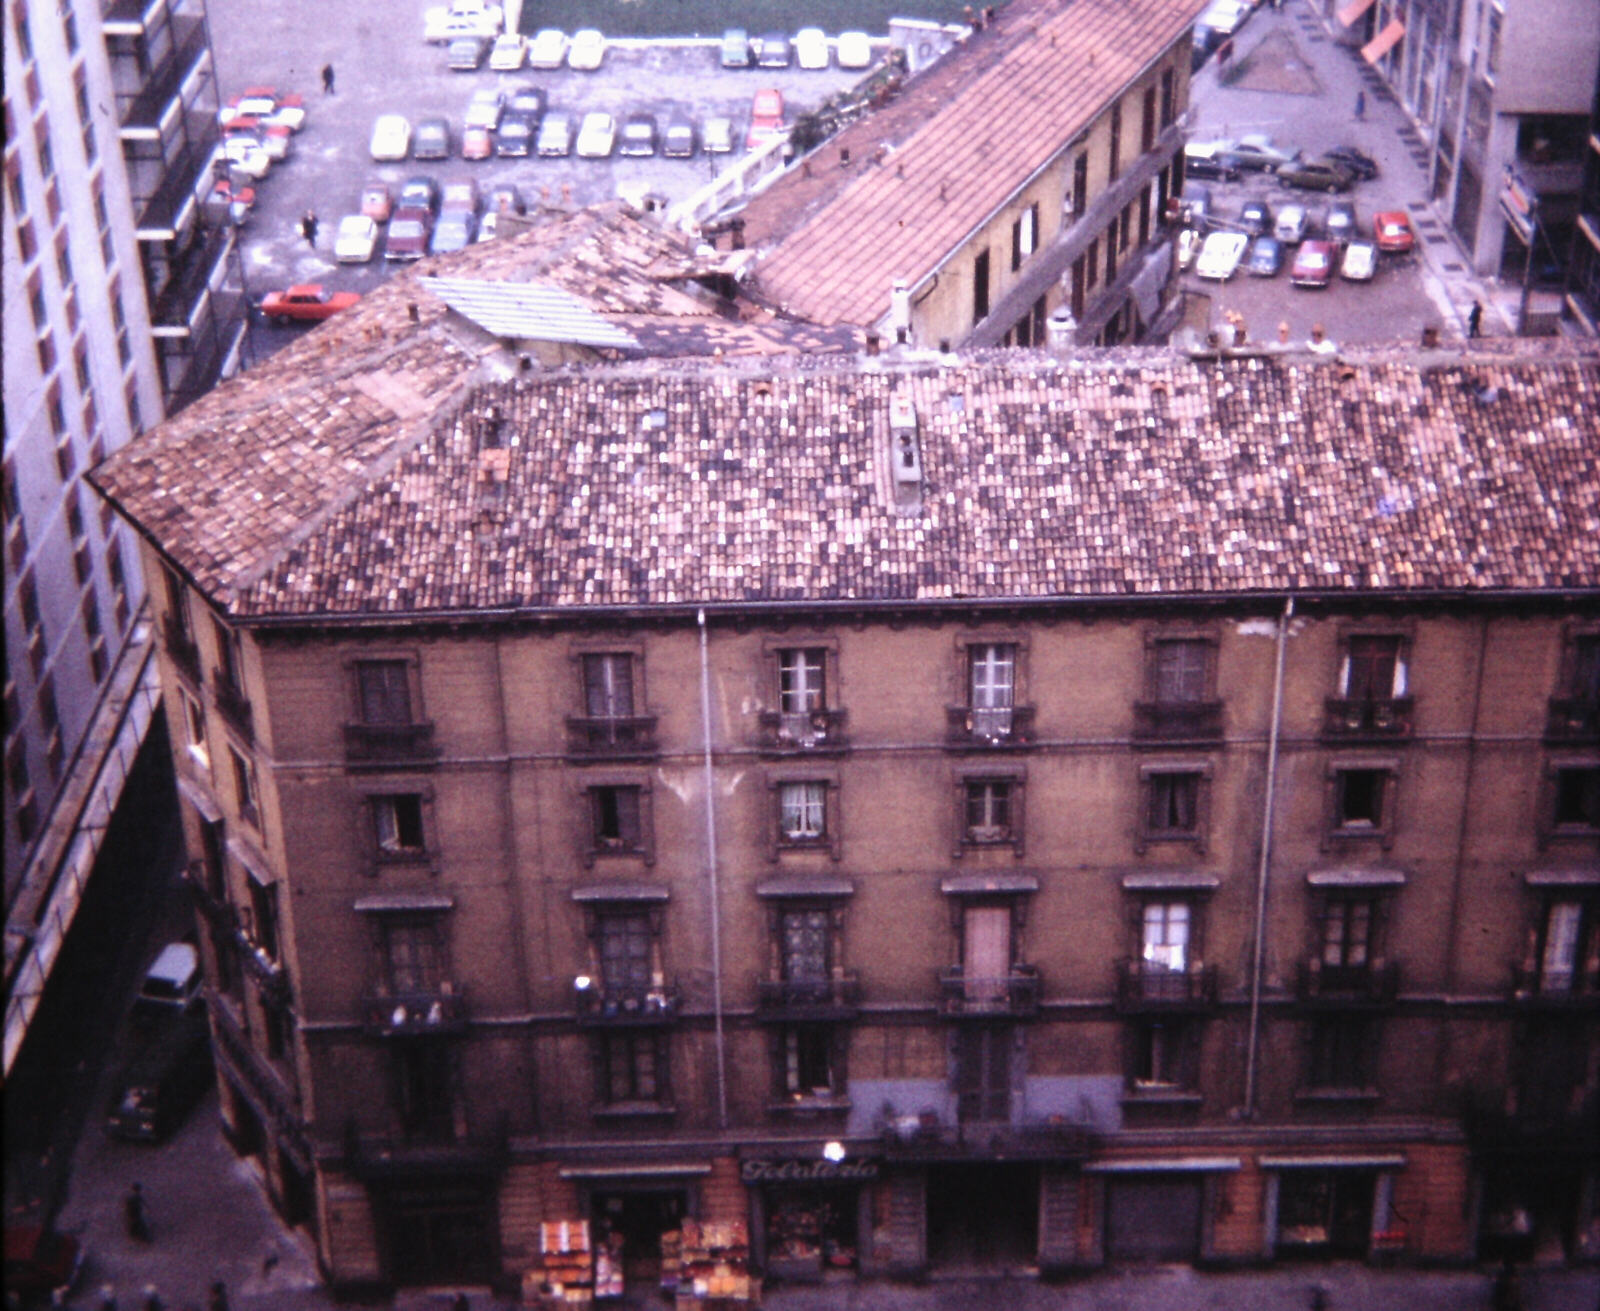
[204,176,255,227]
[440,178,480,215]
[447,36,488,70]
[703,116,734,154]
[837,30,873,68]
[720,28,752,68]
[507,83,547,120]
[1277,156,1355,193]
[1290,239,1336,287]
[1195,0,1251,38]
[1225,133,1299,173]
[487,183,524,215]
[464,86,506,131]
[537,111,574,156]
[795,27,830,69]
[1326,199,1358,244]
[384,211,433,260]
[222,135,272,179]
[1183,141,1241,181]
[1176,227,1202,270]
[569,28,606,70]
[1246,235,1284,276]
[1178,184,1213,226]
[488,32,527,70]
[575,110,616,158]
[619,113,659,157]
[1325,143,1380,181]
[528,28,568,69]
[334,214,379,263]
[662,118,696,158]
[108,1012,212,1142]
[134,943,202,1016]
[1239,196,1273,236]
[398,175,439,214]
[756,32,791,67]
[4,1223,84,1307]
[495,112,536,157]
[260,284,361,323]
[220,87,305,132]
[369,113,411,161]
[423,0,501,43]
[1374,209,1415,253]
[259,122,293,161]
[1195,230,1249,280]
[747,88,785,148]
[1274,203,1308,244]
[462,124,494,159]
[430,211,478,254]
[360,181,393,223]
[413,116,451,161]
[1341,240,1377,281]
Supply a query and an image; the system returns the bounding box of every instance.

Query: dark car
[1178,183,1213,226]
[507,82,547,120]
[398,176,439,214]
[495,111,537,157]
[108,1012,212,1142]
[413,116,451,161]
[1239,196,1273,236]
[1326,143,1379,181]
[619,112,659,157]
[1183,142,1241,181]
[662,118,696,158]
[720,27,752,67]
[1277,157,1355,193]
[430,211,478,254]
[756,32,791,67]
[1325,199,1358,244]
[1246,235,1283,276]
[384,208,433,260]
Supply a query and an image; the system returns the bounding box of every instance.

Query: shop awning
[940,873,1039,895]
[1523,865,1600,886]
[1086,1157,1241,1173]
[1306,866,1407,888]
[1362,18,1404,64]
[1121,871,1221,892]
[1337,0,1377,26]
[1260,1154,1406,1170]
[558,1162,713,1179]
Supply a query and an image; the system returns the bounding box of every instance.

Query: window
[1072,154,1088,216]
[778,781,826,843]
[598,910,654,994]
[972,248,990,322]
[1534,900,1596,994]
[1341,636,1406,701]
[1105,227,1117,282]
[230,746,259,827]
[953,1025,1012,1121]
[197,817,226,902]
[1144,770,1201,838]
[372,794,427,859]
[960,903,1014,1005]
[178,687,208,769]
[601,1030,668,1105]
[778,1024,841,1099]
[1320,897,1373,969]
[383,917,444,994]
[1141,901,1190,972]
[1550,633,1600,738]
[356,658,413,724]
[1141,85,1156,152]
[1010,202,1038,272]
[589,784,644,854]
[212,613,243,695]
[246,876,279,961]
[395,1042,456,1139]
[583,652,635,720]
[1551,766,1600,832]
[1333,768,1386,830]
[968,642,1015,738]
[1132,1019,1199,1090]
[964,778,1014,845]
[1160,67,1175,129]
[772,645,834,746]
[1108,103,1121,180]
[779,907,830,984]
[1153,639,1208,703]
[1307,1016,1373,1090]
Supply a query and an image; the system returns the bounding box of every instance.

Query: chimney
[889,395,923,513]
[1045,308,1077,352]
[840,146,851,167]
[889,279,912,343]
[865,332,881,356]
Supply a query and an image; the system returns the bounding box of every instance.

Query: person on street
[140,1287,163,1311]
[302,210,319,247]
[1468,300,1484,338]
[124,1181,151,1242]
[98,1285,118,1311]
[1355,90,1366,120]
[207,1282,231,1311]
[321,62,335,94]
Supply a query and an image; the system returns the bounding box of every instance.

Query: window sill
[593,1101,677,1121]
[1121,1087,1202,1108]
[1294,1086,1380,1106]
[372,851,435,871]
[767,1094,852,1118]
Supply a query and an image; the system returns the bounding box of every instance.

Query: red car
[4,1223,84,1305]
[461,124,494,160]
[746,88,785,149]
[260,284,361,324]
[1289,239,1335,288]
[1374,210,1415,253]
[360,181,393,223]
[383,209,434,261]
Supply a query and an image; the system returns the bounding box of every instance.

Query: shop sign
[740,1157,880,1184]
[1499,167,1537,244]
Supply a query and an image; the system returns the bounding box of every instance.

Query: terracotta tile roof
[93,342,1600,620]
[739,0,1205,326]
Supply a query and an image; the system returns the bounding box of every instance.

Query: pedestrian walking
[207,1282,231,1311]
[98,1285,119,1311]
[302,210,319,247]
[1355,90,1366,120]
[321,62,335,94]
[1492,1258,1524,1311]
[124,1181,152,1243]
[1468,300,1483,338]
[141,1286,164,1311]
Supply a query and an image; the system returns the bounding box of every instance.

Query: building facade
[90,299,1600,1293]
[732,0,1200,351]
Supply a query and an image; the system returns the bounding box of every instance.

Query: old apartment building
[731,0,1201,351]
[90,233,1600,1293]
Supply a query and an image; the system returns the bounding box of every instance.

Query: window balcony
[944,704,1035,750]
[757,706,849,754]
[163,614,202,684]
[343,721,440,768]
[212,670,253,741]
[1510,961,1600,1008]
[1114,960,1218,1012]
[1321,696,1414,741]
[1131,700,1223,744]
[363,986,468,1037]
[880,1112,1098,1160]
[564,714,658,760]
[1296,959,1400,1008]
[937,963,1040,1018]
[574,979,680,1025]
[343,1114,509,1179]
[756,972,860,1021]
[1545,696,1600,745]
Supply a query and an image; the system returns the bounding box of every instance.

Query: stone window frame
[580,771,655,866]
[1136,758,1213,854]
[569,637,648,720]
[1540,754,1600,846]
[343,649,427,726]
[766,765,842,861]
[1322,755,1401,851]
[353,779,439,873]
[952,763,1027,858]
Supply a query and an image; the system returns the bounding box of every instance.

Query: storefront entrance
[591,1187,687,1287]
[1275,1169,1375,1259]
[926,1164,1039,1270]
[379,1179,497,1285]
[1105,1173,1203,1263]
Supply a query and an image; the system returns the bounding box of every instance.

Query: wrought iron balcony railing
[1131,699,1223,743]
[756,973,860,1020]
[1322,696,1414,740]
[574,980,681,1025]
[945,704,1036,749]
[1296,959,1400,1008]
[937,964,1040,1017]
[565,714,659,759]
[343,721,440,767]
[757,706,849,753]
[364,987,468,1037]
[1114,960,1219,1011]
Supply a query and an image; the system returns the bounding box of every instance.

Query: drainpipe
[1244,595,1293,1119]
[698,608,729,1130]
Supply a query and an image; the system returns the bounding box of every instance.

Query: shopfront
[926,1162,1040,1271]
[1088,1158,1238,1266]
[561,1165,708,1297]
[743,1155,877,1281]
[375,1177,499,1285]
[1262,1155,1402,1261]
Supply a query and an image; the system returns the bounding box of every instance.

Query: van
[134,942,202,1017]
[108,1013,212,1142]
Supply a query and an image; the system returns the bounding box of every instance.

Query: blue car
[1247,235,1284,277]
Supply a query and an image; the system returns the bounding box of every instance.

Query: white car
[703,116,734,154]
[464,87,506,131]
[537,111,573,156]
[369,113,411,161]
[1341,240,1377,282]
[135,943,202,1015]
[575,110,616,158]
[836,30,872,68]
[1274,203,1308,244]
[488,33,526,70]
[334,214,379,263]
[569,28,606,70]
[1196,0,1251,37]
[795,27,830,70]
[423,0,502,43]
[528,28,569,69]
[1194,230,1249,280]
[222,136,273,178]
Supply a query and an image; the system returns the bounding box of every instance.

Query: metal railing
[937,964,1040,1017]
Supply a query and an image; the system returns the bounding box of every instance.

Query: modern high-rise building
[3,0,237,1081]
